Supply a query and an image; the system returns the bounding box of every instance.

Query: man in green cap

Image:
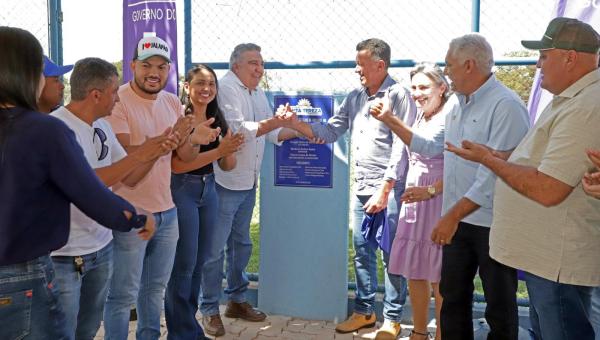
[446,17,600,340]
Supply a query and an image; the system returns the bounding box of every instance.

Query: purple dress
[388,107,447,282]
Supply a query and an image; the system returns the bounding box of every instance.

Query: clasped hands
[275,103,326,144]
[131,116,225,163]
[275,103,298,127]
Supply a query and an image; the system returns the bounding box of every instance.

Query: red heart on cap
[144,43,151,48]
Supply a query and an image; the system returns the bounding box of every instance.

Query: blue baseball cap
[43,55,73,77]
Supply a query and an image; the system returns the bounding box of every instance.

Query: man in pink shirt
[102,34,211,340]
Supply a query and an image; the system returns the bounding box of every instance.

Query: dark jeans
[439,222,518,340]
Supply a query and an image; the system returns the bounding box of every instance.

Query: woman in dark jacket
[0,26,154,339]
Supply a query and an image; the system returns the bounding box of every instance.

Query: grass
[246,210,529,299]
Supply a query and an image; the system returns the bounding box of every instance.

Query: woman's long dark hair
[0,26,44,145]
[181,64,228,136]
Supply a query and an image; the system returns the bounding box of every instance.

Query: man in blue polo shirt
[430,34,529,340]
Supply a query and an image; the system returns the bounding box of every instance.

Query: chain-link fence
[0,0,553,302]
[0,0,50,54]
[190,0,553,94]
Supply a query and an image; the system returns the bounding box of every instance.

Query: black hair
[181,64,228,135]
[0,26,43,110]
[0,26,44,145]
[356,38,391,69]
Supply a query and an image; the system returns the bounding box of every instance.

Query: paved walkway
[95,309,420,340]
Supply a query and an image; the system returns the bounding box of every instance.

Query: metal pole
[47,0,63,64]
[472,0,481,32]
[184,0,192,72]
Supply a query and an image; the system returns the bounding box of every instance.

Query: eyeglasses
[93,127,108,161]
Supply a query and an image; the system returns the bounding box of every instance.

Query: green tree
[113,60,123,84]
[495,51,538,105]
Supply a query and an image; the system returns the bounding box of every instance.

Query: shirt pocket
[461,117,488,144]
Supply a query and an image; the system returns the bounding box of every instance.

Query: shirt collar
[363,74,396,99]
[457,74,497,105]
[224,70,258,93]
[557,69,600,99]
[62,106,95,132]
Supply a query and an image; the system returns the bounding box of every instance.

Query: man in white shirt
[50,57,169,339]
[199,43,297,336]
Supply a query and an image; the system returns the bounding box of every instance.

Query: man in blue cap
[39,55,73,113]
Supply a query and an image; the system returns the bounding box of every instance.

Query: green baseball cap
[521,17,600,54]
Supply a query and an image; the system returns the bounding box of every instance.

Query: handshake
[274,103,325,144]
[275,103,299,128]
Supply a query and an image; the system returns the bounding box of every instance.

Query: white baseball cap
[136,33,171,63]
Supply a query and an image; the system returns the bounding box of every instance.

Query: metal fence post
[472,0,481,32]
[47,0,63,64]
[184,0,192,73]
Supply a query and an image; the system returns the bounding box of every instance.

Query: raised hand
[446,140,514,164]
[445,140,492,164]
[275,103,298,128]
[217,129,245,156]
[172,115,196,145]
[132,128,178,162]
[369,90,393,122]
[190,118,221,146]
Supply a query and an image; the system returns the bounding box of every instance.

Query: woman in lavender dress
[371,63,453,340]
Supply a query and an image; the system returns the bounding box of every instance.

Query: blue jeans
[524,271,594,340]
[590,287,600,340]
[52,242,113,340]
[200,183,256,316]
[103,207,179,340]
[351,188,407,322]
[165,174,217,339]
[0,255,68,340]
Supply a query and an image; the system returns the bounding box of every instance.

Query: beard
[133,75,165,95]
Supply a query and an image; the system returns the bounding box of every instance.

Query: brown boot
[335,312,377,333]
[224,301,267,321]
[202,314,225,337]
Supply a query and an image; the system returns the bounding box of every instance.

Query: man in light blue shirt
[429,34,529,340]
[289,38,415,339]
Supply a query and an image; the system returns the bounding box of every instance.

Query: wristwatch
[427,185,436,198]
